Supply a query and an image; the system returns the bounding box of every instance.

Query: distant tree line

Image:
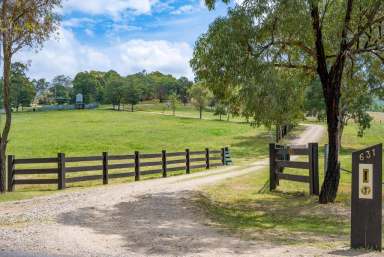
[0,62,237,120]
[0,63,194,111]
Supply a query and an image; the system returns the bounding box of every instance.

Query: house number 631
[360,149,376,161]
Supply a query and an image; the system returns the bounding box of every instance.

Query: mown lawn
[196,122,384,247]
[134,101,247,122]
[7,108,270,159]
[0,108,272,201]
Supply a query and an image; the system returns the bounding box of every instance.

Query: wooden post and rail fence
[275,124,295,143]
[269,143,319,195]
[8,147,232,192]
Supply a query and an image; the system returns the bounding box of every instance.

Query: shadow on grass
[231,132,272,159]
[328,249,380,256]
[193,190,349,245]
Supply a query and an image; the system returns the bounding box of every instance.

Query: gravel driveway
[2,124,377,257]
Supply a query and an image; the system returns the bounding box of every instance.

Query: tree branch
[310,2,329,87]
[273,62,316,72]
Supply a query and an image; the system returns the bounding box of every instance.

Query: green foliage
[176,77,193,104]
[370,97,384,112]
[49,75,73,104]
[32,78,49,95]
[168,93,179,115]
[126,71,153,101]
[28,70,193,108]
[72,71,103,104]
[3,62,36,110]
[191,8,306,128]
[189,82,211,119]
[304,77,374,137]
[304,80,326,120]
[104,76,126,110]
[0,0,62,193]
[196,0,384,131]
[213,102,227,120]
[124,81,142,111]
[147,71,178,102]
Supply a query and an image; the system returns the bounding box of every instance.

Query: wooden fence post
[7,155,14,192]
[324,144,329,174]
[102,152,109,185]
[221,148,225,165]
[224,147,230,165]
[135,151,140,181]
[269,143,277,191]
[308,143,319,195]
[58,153,66,190]
[313,143,319,196]
[205,148,210,169]
[186,149,190,174]
[162,150,167,178]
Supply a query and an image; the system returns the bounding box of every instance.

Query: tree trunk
[0,35,12,193]
[131,104,134,112]
[319,116,341,203]
[319,80,342,203]
[199,107,202,119]
[310,0,352,203]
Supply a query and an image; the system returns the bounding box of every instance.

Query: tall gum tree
[0,0,61,192]
[197,0,384,203]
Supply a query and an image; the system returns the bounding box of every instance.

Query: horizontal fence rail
[7,147,231,192]
[269,143,319,195]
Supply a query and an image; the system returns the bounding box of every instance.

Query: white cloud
[111,23,142,32]
[15,27,193,80]
[84,29,95,37]
[62,17,95,28]
[62,0,158,18]
[171,5,194,15]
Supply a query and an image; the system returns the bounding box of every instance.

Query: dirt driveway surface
[0,124,381,257]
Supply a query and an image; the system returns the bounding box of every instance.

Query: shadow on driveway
[57,191,251,256]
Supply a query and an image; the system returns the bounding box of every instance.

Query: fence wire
[340,167,352,174]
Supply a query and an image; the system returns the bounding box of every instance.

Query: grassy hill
[6,108,269,162]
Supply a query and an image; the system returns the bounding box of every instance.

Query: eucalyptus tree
[0,0,61,192]
[214,102,227,121]
[9,62,36,111]
[32,78,50,96]
[189,82,211,119]
[169,93,179,116]
[124,80,142,112]
[104,76,125,110]
[196,0,384,203]
[177,77,193,105]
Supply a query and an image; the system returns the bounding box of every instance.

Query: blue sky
[17,0,238,81]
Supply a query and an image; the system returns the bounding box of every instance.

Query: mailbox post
[351,144,382,251]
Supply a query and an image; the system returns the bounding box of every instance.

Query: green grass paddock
[0,108,272,201]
